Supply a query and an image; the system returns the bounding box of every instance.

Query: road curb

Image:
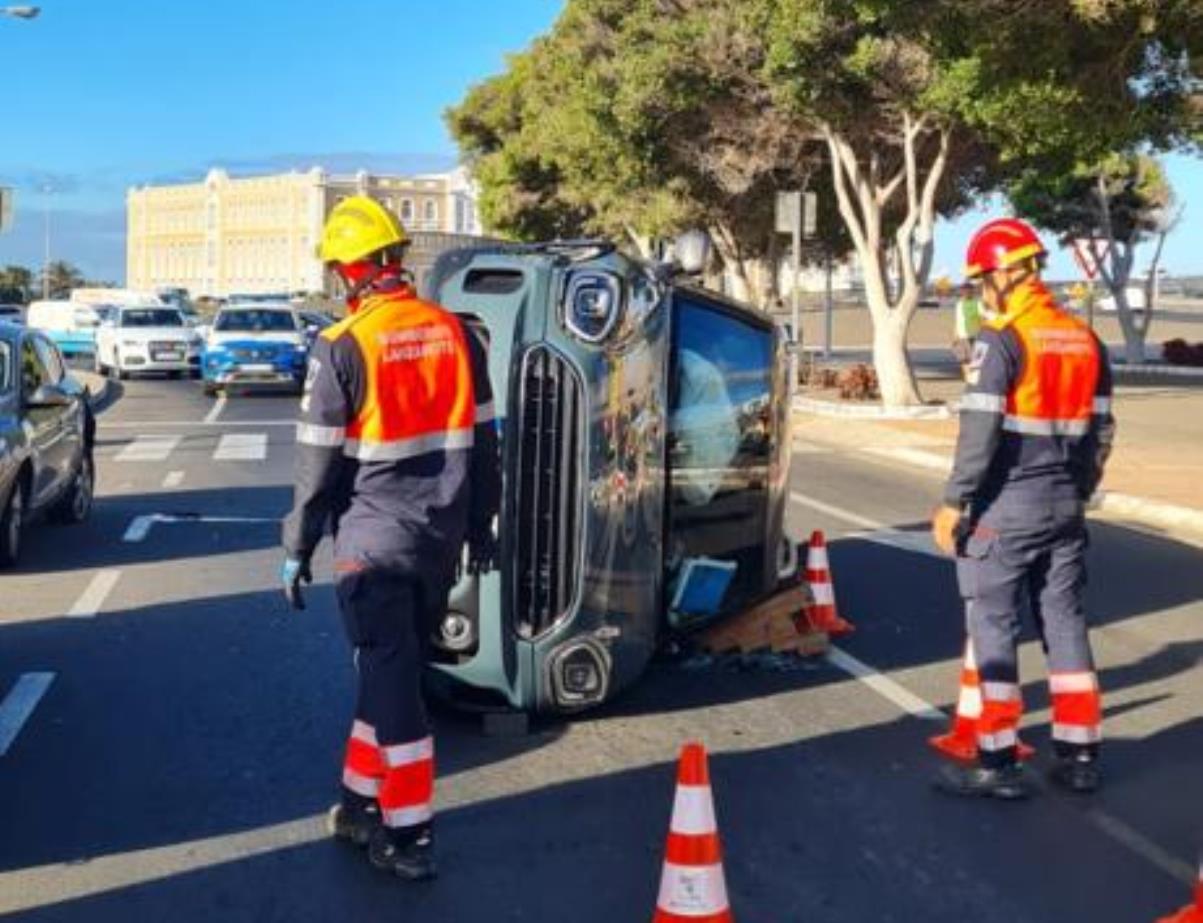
[800,437,1203,545]
[793,395,953,420]
[1111,362,1203,382]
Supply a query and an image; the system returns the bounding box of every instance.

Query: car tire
[0,478,26,568]
[51,452,94,525]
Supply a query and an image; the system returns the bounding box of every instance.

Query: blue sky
[1,0,1200,284]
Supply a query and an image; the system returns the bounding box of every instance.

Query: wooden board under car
[697,582,829,657]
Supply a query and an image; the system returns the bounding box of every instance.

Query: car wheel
[51,452,94,525]
[0,479,26,568]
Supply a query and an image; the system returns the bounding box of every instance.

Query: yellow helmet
[318,195,410,265]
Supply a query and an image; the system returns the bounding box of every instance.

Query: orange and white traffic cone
[1156,856,1203,923]
[804,530,854,636]
[929,639,1034,764]
[653,742,733,923]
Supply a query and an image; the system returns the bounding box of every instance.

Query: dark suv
[421,243,794,713]
[0,323,95,567]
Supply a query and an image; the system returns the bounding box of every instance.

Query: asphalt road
[1,377,1200,921]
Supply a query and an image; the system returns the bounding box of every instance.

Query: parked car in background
[94,305,203,379]
[0,304,24,325]
[1098,286,1147,313]
[201,304,309,396]
[25,299,102,358]
[421,242,793,714]
[0,322,95,567]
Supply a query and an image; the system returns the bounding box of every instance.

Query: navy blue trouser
[956,494,1101,768]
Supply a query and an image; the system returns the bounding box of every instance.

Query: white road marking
[826,647,946,722]
[0,673,55,757]
[113,435,180,463]
[793,493,1196,891]
[202,395,227,425]
[214,433,268,461]
[67,570,122,618]
[123,513,279,543]
[162,470,185,489]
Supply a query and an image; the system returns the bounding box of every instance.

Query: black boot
[1049,753,1101,794]
[368,826,438,881]
[934,762,1032,800]
[326,794,382,848]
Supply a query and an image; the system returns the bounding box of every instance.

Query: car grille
[512,346,584,639]
[149,340,183,352]
[230,347,276,362]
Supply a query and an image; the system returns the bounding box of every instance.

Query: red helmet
[964,218,1046,278]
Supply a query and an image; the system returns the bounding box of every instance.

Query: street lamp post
[1,6,40,18]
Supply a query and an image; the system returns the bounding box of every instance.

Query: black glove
[281,556,313,611]
[466,531,499,577]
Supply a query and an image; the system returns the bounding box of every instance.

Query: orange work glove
[931,504,963,556]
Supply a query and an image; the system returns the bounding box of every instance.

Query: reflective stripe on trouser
[342,719,385,798]
[956,495,1098,767]
[335,564,446,832]
[1049,671,1102,747]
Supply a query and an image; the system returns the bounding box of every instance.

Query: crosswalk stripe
[114,435,181,463]
[214,433,268,461]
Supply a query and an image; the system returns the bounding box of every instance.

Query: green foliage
[0,265,34,304]
[1010,153,1174,244]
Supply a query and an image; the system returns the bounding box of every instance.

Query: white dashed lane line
[67,570,123,618]
[0,673,55,757]
[202,395,227,425]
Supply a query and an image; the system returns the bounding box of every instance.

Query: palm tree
[42,261,85,299]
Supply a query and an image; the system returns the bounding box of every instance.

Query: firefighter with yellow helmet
[281,195,500,879]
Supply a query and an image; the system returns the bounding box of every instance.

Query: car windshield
[0,341,10,392]
[214,310,297,332]
[122,309,184,328]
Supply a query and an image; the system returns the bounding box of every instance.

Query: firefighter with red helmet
[280,195,500,879]
[932,218,1115,799]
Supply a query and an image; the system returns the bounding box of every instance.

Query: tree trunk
[870,296,922,407]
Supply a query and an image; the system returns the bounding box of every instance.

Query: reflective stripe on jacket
[945,280,1115,507]
[282,284,501,565]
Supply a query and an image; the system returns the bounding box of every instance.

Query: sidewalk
[794,375,1203,545]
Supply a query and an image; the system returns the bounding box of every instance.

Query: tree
[42,261,85,300]
[451,0,1201,405]
[0,265,34,304]
[1010,154,1179,364]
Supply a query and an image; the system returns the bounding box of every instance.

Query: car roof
[218,303,295,312]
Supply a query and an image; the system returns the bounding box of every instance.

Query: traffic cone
[804,530,854,635]
[653,742,733,923]
[1155,857,1203,922]
[929,639,1034,764]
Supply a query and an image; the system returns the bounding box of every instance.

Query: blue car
[201,305,311,396]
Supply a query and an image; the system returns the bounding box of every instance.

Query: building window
[424,201,437,226]
[400,199,414,223]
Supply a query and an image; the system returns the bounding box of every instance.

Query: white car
[94,306,203,379]
[1097,286,1147,313]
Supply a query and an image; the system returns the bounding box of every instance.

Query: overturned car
[423,242,794,714]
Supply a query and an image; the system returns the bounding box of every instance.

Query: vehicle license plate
[241,363,275,373]
[154,351,183,362]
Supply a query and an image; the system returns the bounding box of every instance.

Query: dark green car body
[422,244,793,713]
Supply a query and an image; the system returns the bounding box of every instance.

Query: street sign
[1070,238,1109,281]
[775,191,801,235]
[776,190,818,240]
[0,186,12,234]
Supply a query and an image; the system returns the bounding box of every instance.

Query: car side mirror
[27,383,70,408]
[305,324,319,336]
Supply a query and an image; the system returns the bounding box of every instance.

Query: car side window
[21,338,49,399]
[32,336,65,385]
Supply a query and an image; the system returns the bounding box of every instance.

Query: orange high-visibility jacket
[283,283,500,569]
[946,280,1115,507]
